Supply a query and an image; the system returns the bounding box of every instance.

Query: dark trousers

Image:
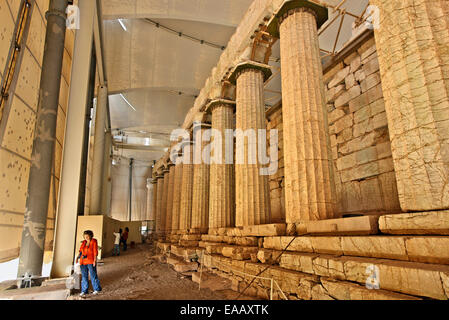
[121,239,127,251]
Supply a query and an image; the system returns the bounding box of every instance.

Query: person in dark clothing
[121,227,129,251]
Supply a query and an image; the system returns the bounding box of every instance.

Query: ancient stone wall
[325,35,401,216]
[0,1,74,262]
[266,104,285,223]
[265,35,402,220]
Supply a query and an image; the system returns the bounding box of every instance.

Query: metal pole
[129,158,134,221]
[17,0,68,280]
[89,84,108,214]
[77,44,96,216]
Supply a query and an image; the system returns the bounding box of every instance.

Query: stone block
[241,223,286,236]
[222,246,259,260]
[304,216,379,235]
[326,84,345,103]
[345,73,356,89]
[335,85,361,108]
[336,127,353,144]
[361,72,381,93]
[320,278,420,300]
[360,43,377,61]
[328,66,350,88]
[379,211,449,235]
[334,114,354,134]
[354,105,371,123]
[324,62,344,85]
[280,253,449,299]
[405,237,449,265]
[354,69,366,82]
[350,55,362,73]
[257,249,282,264]
[328,108,346,125]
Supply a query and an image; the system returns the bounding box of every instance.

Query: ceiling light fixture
[120,93,136,111]
[118,19,127,31]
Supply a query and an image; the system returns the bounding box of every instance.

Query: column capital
[204,98,236,114]
[267,0,329,38]
[227,61,272,85]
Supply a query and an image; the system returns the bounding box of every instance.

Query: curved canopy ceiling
[101,0,369,162]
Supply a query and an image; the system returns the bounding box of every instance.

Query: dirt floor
[69,242,249,300]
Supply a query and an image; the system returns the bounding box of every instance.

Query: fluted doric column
[268,2,336,223]
[191,122,211,233]
[146,178,154,221]
[179,144,194,233]
[171,157,184,233]
[165,163,175,233]
[370,0,449,211]
[228,62,272,226]
[155,174,164,235]
[161,169,170,233]
[150,178,158,231]
[206,100,235,229]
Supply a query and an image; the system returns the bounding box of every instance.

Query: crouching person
[76,230,102,297]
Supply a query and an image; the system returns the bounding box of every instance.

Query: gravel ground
[68,242,245,300]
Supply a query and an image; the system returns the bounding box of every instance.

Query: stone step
[263,235,449,265]
[202,254,422,300]
[180,234,202,241]
[241,224,287,236]
[201,234,258,246]
[170,245,198,260]
[191,271,232,291]
[179,240,200,247]
[0,284,70,300]
[221,245,259,261]
[278,251,449,299]
[156,242,171,253]
[297,215,379,236]
[379,211,449,235]
[167,256,199,273]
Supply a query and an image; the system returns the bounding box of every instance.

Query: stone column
[206,100,235,229]
[191,123,211,233]
[161,169,169,233]
[370,0,449,211]
[269,3,336,223]
[179,144,194,233]
[146,178,154,221]
[228,62,272,226]
[155,175,164,235]
[150,178,158,230]
[165,163,175,234]
[171,158,184,233]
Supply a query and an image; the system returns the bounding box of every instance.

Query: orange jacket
[79,238,98,265]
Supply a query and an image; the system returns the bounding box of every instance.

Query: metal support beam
[77,44,96,216]
[17,0,68,281]
[128,158,134,221]
[51,0,96,279]
[89,84,108,214]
